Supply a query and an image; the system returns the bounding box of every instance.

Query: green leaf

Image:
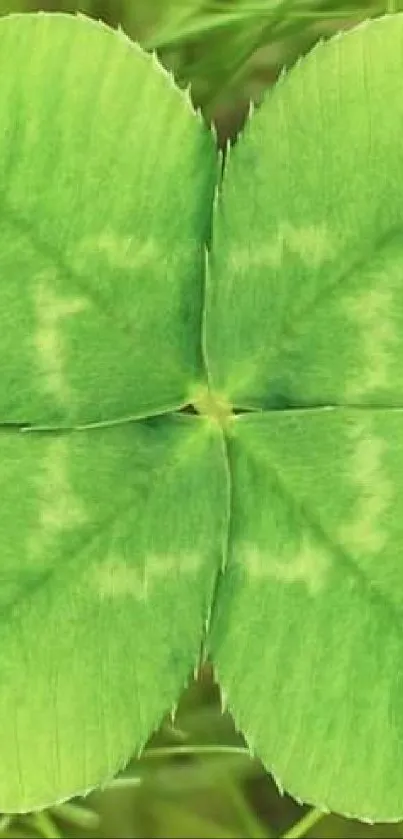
[204,14,403,410]
[0,12,215,427]
[210,409,403,820]
[0,417,227,811]
[207,12,403,821]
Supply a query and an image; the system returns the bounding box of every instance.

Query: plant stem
[108,744,254,791]
[142,744,251,760]
[30,811,63,839]
[51,802,100,831]
[282,808,326,839]
[0,815,12,833]
[224,779,271,838]
[107,775,142,790]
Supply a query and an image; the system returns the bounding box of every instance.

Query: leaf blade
[0,13,216,426]
[0,417,227,812]
[210,408,403,820]
[205,13,403,409]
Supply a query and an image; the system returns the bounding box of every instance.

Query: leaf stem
[282,808,326,839]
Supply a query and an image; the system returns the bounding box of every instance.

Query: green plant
[0,6,403,827]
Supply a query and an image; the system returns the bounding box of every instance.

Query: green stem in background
[224,778,272,839]
[202,0,298,111]
[107,776,142,790]
[282,808,326,839]
[144,2,377,50]
[51,802,100,831]
[0,815,12,834]
[30,811,63,839]
[142,743,252,760]
[107,744,252,790]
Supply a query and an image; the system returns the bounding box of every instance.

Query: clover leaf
[0,8,402,824]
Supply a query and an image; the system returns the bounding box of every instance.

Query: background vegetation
[0,0,402,836]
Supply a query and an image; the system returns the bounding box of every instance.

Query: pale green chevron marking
[209,408,403,820]
[32,273,90,409]
[228,221,335,273]
[0,415,227,812]
[338,419,393,555]
[205,15,403,409]
[240,534,330,596]
[94,551,204,603]
[27,435,87,563]
[252,232,403,409]
[73,231,160,276]
[0,13,215,426]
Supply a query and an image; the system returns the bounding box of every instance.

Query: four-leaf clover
[0,10,402,823]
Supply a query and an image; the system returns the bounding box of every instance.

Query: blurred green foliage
[1,1,403,837]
